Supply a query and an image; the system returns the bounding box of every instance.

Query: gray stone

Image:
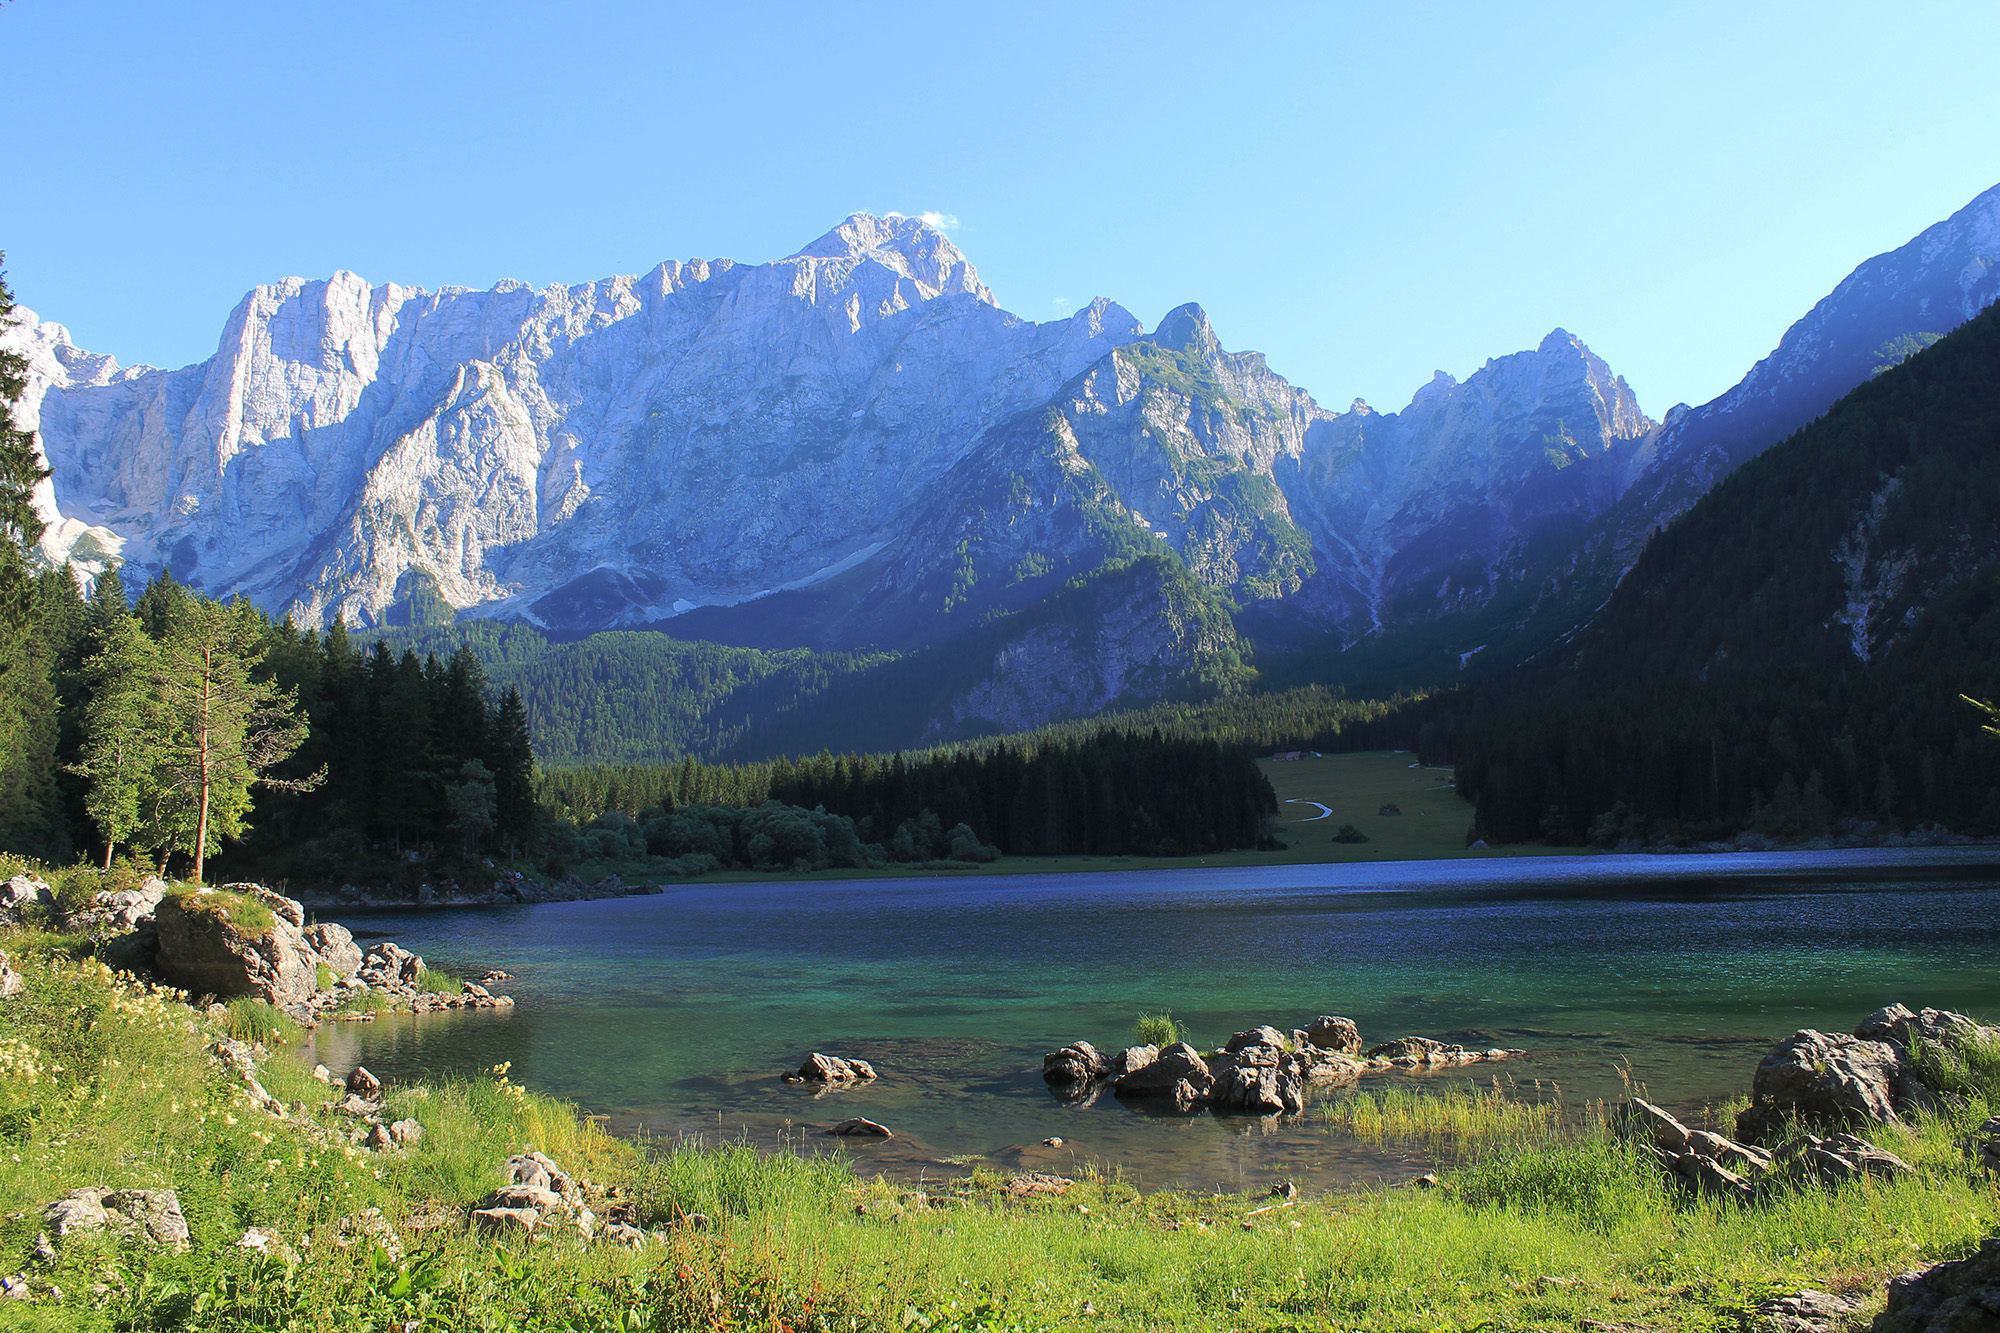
[1748,1289,1859,1333]
[42,1188,190,1250]
[1108,1045,1158,1078]
[388,1118,424,1146]
[1874,1236,2000,1332]
[1114,1042,1211,1096]
[1042,1040,1107,1085]
[1788,1132,1914,1185]
[0,952,20,999]
[153,886,320,1009]
[235,1226,297,1263]
[1615,1098,1692,1154]
[302,922,362,977]
[1224,1026,1289,1053]
[1302,1016,1362,1054]
[346,1066,382,1097]
[1735,1029,1910,1142]
[0,875,53,925]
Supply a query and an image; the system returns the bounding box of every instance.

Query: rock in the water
[357,941,423,990]
[43,1188,190,1250]
[1302,1016,1362,1054]
[1042,1040,1107,1085]
[790,1052,877,1083]
[1875,1236,2000,1333]
[1114,1042,1211,1096]
[1225,1026,1289,1053]
[1108,1045,1158,1078]
[827,1118,894,1138]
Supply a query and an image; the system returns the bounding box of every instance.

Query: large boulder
[1735,1029,1920,1143]
[357,942,424,990]
[1855,1003,1991,1050]
[1225,1026,1289,1053]
[43,1187,190,1250]
[788,1053,876,1084]
[0,875,53,926]
[1209,1045,1306,1115]
[1874,1236,2000,1333]
[1303,1016,1362,1054]
[1042,1041,1107,1085]
[154,887,323,1009]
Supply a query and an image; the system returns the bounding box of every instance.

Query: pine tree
[152,598,319,881]
[489,687,535,853]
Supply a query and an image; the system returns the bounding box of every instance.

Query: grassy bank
[1,920,1997,1330]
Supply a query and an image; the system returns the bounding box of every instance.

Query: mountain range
[7,184,1999,745]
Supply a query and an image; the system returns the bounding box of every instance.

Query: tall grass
[1134,1011,1185,1047]
[220,997,303,1047]
[1322,1079,1568,1145]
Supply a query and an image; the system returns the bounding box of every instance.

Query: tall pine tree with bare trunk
[152,598,320,882]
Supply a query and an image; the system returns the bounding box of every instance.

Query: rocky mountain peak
[1537,327,1580,355]
[1149,302,1219,355]
[789,212,992,304]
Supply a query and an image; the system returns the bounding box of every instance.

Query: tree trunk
[193,646,213,884]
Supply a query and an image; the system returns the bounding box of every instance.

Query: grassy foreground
[1,925,1997,1330]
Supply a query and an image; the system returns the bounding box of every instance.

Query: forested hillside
[1441,303,2000,844]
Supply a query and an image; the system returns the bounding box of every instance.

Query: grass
[165,885,278,936]
[415,964,463,995]
[0,912,1995,1331]
[1322,1079,1569,1146]
[219,997,303,1048]
[1134,1011,1186,1048]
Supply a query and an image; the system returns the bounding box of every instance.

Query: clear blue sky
[5,2,1996,415]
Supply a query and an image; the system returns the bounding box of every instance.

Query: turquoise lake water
[307,847,2000,1194]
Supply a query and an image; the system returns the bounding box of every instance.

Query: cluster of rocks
[1043,1017,1523,1116]
[317,1063,425,1151]
[472,1151,652,1246]
[0,871,518,1026]
[1615,1096,1912,1204]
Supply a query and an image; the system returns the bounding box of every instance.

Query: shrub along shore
[0,870,1997,1330]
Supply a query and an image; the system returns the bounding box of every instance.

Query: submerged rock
[827,1118,894,1138]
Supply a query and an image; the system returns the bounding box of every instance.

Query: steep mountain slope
[1448,302,2000,843]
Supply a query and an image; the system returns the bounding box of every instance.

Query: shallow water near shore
[309,846,2000,1194]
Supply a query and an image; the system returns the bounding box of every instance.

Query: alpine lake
[307,847,2000,1195]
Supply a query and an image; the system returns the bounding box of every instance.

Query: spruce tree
[488,687,535,853]
[72,596,162,867]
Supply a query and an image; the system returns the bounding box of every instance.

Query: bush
[1135,1011,1186,1047]
[1332,824,1369,844]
